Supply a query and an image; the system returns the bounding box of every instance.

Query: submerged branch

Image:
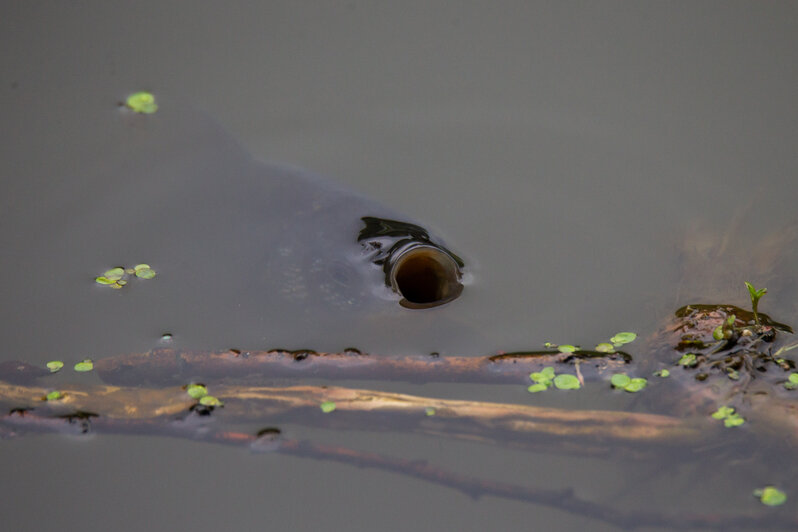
[0,381,701,454]
[83,348,630,387]
[1,410,794,531]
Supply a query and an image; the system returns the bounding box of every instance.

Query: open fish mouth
[357,216,465,309]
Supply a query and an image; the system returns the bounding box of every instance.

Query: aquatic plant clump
[125,92,158,114]
[95,264,157,289]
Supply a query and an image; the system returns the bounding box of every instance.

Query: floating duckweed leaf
[527,383,548,393]
[530,367,555,384]
[104,267,125,280]
[125,268,135,274]
[711,406,745,427]
[199,395,222,407]
[186,384,208,399]
[320,401,336,413]
[610,332,637,346]
[46,360,64,373]
[543,342,556,348]
[595,343,615,353]
[611,374,646,392]
[94,276,116,285]
[45,390,62,401]
[754,486,787,507]
[610,374,631,388]
[711,406,735,420]
[116,279,127,286]
[125,92,158,114]
[558,344,577,353]
[654,369,670,378]
[625,378,647,393]
[134,264,156,279]
[74,359,93,372]
[789,373,798,383]
[425,407,436,416]
[678,353,697,367]
[553,374,581,390]
[724,415,745,428]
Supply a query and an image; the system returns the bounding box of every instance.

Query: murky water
[1,3,797,531]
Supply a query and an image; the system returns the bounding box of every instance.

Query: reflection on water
[2,3,798,531]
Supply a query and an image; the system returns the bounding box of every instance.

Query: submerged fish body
[41,99,470,353]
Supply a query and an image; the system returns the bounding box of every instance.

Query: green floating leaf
[610,374,646,392]
[553,374,581,390]
[104,267,125,281]
[754,486,786,507]
[46,360,64,373]
[125,92,158,114]
[654,369,670,378]
[320,401,336,413]
[543,342,556,348]
[595,343,615,353]
[678,353,697,367]
[425,407,436,416]
[558,344,578,353]
[610,332,637,346]
[95,276,116,285]
[530,366,555,385]
[199,395,222,407]
[527,383,548,393]
[186,384,207,399]
[789,373,798,384]
[74,359,93,372]
[45,390,62,401]
[712,325,725,341]
[625,378,647,393]
[711,406,735,420]
[711,406,745,427]
[611,374,631,388]
[134,265,156,279]
[724,415,745,428]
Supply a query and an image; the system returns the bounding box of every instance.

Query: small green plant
[528,367,581,392]
[74,359,93,372]
[320,401,336,413]
[46,361,64,373]
[425,407,436,416]
[95,264,157,289]
[784,373,798,391]
[745,281,767,326]
[610,373,647,393]
[754,486,786,507]
[125,92,158,114]
[711,406,745,428]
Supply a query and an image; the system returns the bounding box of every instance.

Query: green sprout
[125,92,158,114]
[754,486,786,507]
[320,401,336,413]
[745,281,767,326]
[654,369,670,378]
[610,373,647,393]
[46,361,64,373]
[711,406,745,428]
[74,359,93,372]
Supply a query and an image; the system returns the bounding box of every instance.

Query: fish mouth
[389,244,463,309]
